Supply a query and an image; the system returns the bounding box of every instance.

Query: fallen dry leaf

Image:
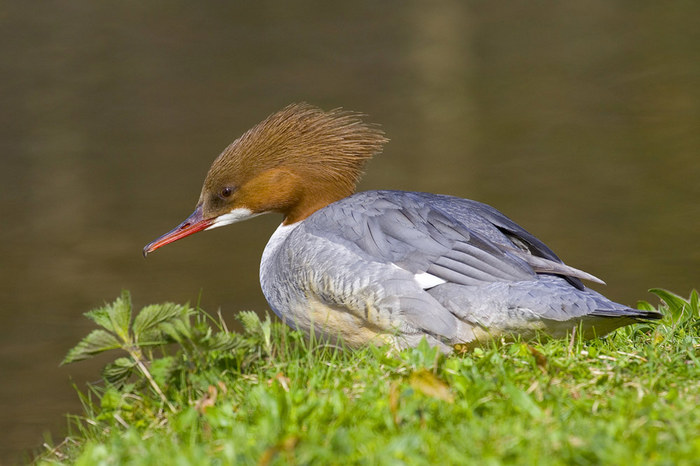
[409,369,454,403]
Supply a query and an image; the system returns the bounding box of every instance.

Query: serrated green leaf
[84,306,115,333]
[150,356,176,387]
[109,290,133,342]
[133,303,191,340]
[207,332,244,351]
[157,322,181,344]
[159,318,193,344]
[84,292,133,340]
[100,387,125,411]
[62,329,122,365]
[135,329,172,347]
[238,311,262,335]
[103,357,137,386]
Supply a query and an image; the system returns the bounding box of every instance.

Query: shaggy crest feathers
[205,103,388,194]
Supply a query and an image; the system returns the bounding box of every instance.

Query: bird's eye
[220,187,233,198]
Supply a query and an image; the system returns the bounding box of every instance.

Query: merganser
[144,103,662,351]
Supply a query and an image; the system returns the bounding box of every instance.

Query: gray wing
[353,206,538,285]
[310,191,600,288]
[415,192,592,290]
[307,193,521,287]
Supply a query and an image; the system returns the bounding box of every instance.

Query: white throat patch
[206,208,260,230]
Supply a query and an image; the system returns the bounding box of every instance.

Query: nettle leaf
[238,311,262,335]
[109,290,133,342]
[207,332,244,351]
[136,329,172,347]
[150,356,176,387]
[84,291,133,340]
[133,303,191,340]
[62,329,122,365]
[99,386,125,411]
[84,306,115,333]
[103,357,137,386]
[158,318,193,344]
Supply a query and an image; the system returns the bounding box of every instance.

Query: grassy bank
[37,289,699,465]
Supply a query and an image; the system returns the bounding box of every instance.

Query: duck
[143,103,662,351]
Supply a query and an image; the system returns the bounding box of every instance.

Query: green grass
[36,289,699,465]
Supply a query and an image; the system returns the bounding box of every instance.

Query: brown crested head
[198,102,387,224]
[143,103,387,257]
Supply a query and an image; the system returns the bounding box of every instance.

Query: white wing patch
[414,272,447,289]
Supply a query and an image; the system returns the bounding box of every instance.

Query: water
[1,1,698,461]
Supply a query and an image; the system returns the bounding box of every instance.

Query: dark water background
[1,1,698,462]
